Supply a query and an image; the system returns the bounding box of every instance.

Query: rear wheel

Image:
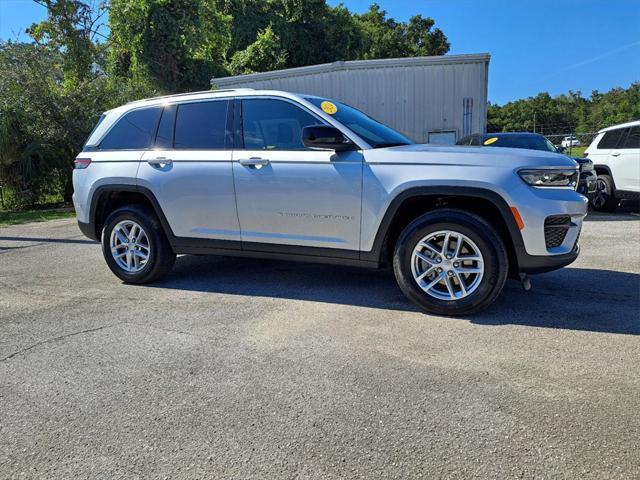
[393,209,509,316]
[101,205,175,284]
[590,174,619,212]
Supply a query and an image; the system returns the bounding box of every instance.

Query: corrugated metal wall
[212,54,490,144]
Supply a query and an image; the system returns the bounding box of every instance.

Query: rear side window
[597,128,626,149]
[622,126,640,149]
[174,100,229,149]
[241,99,321,150]
[100,107,162,150]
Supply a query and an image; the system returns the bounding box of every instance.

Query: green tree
[108,0,232,92]
[0,40,152,207]
[578,83,640,132]
[354,3,449,59]
[227,25,287,75]
[27,0,106,85]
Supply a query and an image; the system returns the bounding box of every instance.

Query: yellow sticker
[321,101,337,115]
[483,137,499,145]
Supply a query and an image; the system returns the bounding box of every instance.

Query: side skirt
[171,238,381,269]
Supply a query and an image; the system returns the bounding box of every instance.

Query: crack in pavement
[0,324,117,363]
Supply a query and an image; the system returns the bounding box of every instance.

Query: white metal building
[211,53,490,144]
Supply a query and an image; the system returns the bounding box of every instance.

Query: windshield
[305,97,413,148]
[483,134,558,153]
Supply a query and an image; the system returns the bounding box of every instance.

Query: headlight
[518,168,578,188]
[579,159,594,172]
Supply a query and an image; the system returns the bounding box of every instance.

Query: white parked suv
[73,89,587,315]
[585,120,640,212]
[561,136,581,148]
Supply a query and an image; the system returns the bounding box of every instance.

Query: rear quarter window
[99,107,162,150]
[597,128,627,149]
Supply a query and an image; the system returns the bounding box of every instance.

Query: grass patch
[565,146,587,158]
[0,209,75,227]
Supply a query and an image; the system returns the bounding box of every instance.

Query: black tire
[101,204,176,284]
[393,209,509,316]
[590,174,619,212]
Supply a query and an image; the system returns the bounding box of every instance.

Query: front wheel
[590,174,619,212]
[393,209,509,316]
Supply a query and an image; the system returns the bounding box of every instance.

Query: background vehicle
[561,136,581,148]
[584,120,640,212]
[73,90,587,316]
[456,132,596,198]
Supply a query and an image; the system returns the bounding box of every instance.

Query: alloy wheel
[110,220,151,273]
[592,178,609,209]
[411,230,484,301]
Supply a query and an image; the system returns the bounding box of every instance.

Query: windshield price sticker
[484,137,499,145]
[321,101,338,114]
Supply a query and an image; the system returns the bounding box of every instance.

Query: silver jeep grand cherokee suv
[73,89,587,315]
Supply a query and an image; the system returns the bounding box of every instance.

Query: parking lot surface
[1,210,639,479]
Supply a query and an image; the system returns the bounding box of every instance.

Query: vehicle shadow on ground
[585,203,640,221]
[151,255,639,335]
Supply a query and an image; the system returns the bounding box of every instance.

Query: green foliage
[217,1,448,72]
[353,4,449,59]
[27,0,104,85]
[228,26,287,75]
[488,83,640,135]
[579,84,640,132]
[108,0,232,92]
[0,42,154,207]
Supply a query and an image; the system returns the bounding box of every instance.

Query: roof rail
[127,88,254,104]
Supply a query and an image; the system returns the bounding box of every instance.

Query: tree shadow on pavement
[150,255,639,335]
[0,236,96,245]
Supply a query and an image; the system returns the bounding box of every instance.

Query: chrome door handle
[147,157,172,168]
[238,157,270,167]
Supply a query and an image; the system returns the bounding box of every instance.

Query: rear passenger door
[232,97,363,251]
[137,99,241,243]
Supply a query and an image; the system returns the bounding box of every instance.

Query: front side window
[100,107,162,150]
[305,97,413,148]
[621,126,640,149]
[241,99,322,150]
[174,100,229,149]
[598,128,627,149]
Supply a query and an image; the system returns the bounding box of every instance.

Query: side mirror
[556,145,566,153]
[302,125,355,152]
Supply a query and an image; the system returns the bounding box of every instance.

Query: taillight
[74,158,91,169]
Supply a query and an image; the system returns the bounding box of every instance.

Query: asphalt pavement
[1,210,639,479]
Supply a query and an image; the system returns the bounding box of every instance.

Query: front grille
[544,215,571,248]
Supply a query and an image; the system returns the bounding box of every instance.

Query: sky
[1,0,639,105]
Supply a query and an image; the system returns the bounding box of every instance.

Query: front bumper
[517,245,580,274]
[578,170,597,198]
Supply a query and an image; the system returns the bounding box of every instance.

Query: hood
[365,143,579,169]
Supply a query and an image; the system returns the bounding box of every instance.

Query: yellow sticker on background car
[321,101,337,114]
[483,137,498,145]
